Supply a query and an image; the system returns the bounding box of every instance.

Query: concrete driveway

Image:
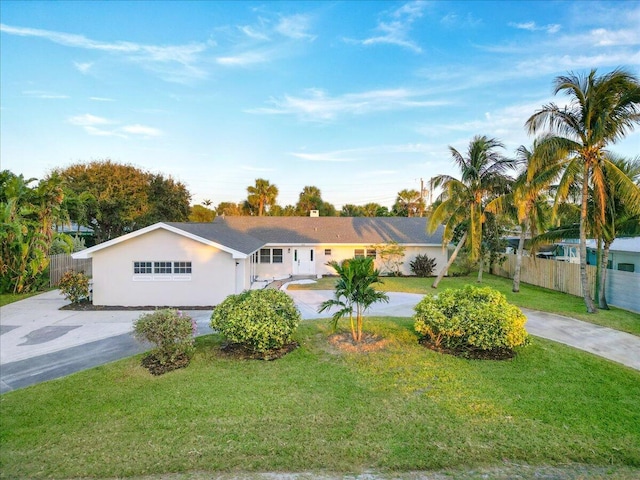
[1,288,639,393]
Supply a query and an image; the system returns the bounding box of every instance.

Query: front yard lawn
[1,318,639,478]
[288,274,640,336]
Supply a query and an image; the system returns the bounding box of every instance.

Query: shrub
[413,285,528,355]
[133,309,196,374]
[409,254,437,277]
[211,289,300,355]
[58,270,90,304]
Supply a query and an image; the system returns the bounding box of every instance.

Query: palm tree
[318,257,389,343]
[428,135,514,288]
[485,142,559,292]
[597,156,640,308]
[247,178,278,216]
[296,185,323,215]
[393,189,424,217]
[526,68,640,313]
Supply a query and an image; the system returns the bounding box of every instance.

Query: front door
[293,248,315,275]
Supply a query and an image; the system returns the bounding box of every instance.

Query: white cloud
[248,87,448,121]
[290,143,437,162]
[349,1,426,53]
[508,21,561,34]
[216,51,271,66]
[588,28,640,46]
[275,14,316,40]
[89,97,115,102]
[1,23,211,83]
[73,61,93,73]
[239,25,270,41]
[120,124,162,137]
[68,113,112,126]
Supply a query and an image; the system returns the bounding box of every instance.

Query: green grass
[1,318,639,478]
[0,290,45,307]
[288,274,640,336]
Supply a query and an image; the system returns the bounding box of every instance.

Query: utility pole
[420,177,425,217]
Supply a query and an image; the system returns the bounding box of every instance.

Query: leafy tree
[393,189,424,217]
[1,171,67,293]
[216,201,246,216]
[318,257,389,343]
[373,242,406,276]
[296,185,336,216]
[340,204,364,217]
[428,135,514,288]
[526,68,640,313]
[246,178,279,216]
[362,202,388,217]
[55,160,191,243]
[189,204,216,222]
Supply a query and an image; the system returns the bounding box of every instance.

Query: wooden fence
[492,254,596,297]
[493,254,640,313]
[49,253,92,287]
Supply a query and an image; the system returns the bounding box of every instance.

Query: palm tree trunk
[513,226,526,293]
[477,256,484,283]
[580,169,597,313]
[598,241,611,310]
[432,231,468,288]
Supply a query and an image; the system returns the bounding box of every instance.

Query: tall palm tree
[597,156,640,308]
[428,135,514,288]
[247,178,279,216]
[485,142,559,292]
[526,68,640,313]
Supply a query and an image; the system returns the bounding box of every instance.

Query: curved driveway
[1,289,639,393]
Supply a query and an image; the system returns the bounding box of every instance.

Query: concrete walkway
[1,289,639,393]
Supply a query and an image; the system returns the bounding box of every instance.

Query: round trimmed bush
[413,285,528,355]
[210,289,301,354]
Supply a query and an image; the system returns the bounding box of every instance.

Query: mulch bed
[141,352,192,375]
[418,338,516,360]
[328,331,389,353]
[218,341,299,361]
[61,301,214,311]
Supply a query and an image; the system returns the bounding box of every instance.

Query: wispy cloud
[73,61,93,73]
[216,50,272,66]
[440,12,482,29]
[247,87,448,121]
[290,143,436,162]
[275,14,316,40]
[238,25,270,41]
[89,97,115,102]
[22,90,68,99]
[508,21,560,34]
[347,0,427,53]
[1,23,211,83]
[67,113,162,138]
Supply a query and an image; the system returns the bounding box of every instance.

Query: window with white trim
[154,261,172,274]
[173,261,192,274]
[133,261,192,276]
[259,248,284,264]
[324,249,332,255]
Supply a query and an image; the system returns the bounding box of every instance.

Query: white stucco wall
[91,229,239,306]
[253,244,448,278]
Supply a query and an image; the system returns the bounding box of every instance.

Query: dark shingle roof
[168,217,443,253]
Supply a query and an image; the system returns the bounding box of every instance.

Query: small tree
[133,309,196,374]
[319,257,389,343]
[58,270,90,304]
[373,242,405,276]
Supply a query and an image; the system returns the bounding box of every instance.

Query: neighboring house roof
[213,216,443,245]
[72,222,259,260]
[586,237,640,254]
[72,217,444,260]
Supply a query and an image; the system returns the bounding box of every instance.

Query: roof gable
[72,222,258,259]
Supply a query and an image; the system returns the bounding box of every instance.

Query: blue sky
[1,0,639,209]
